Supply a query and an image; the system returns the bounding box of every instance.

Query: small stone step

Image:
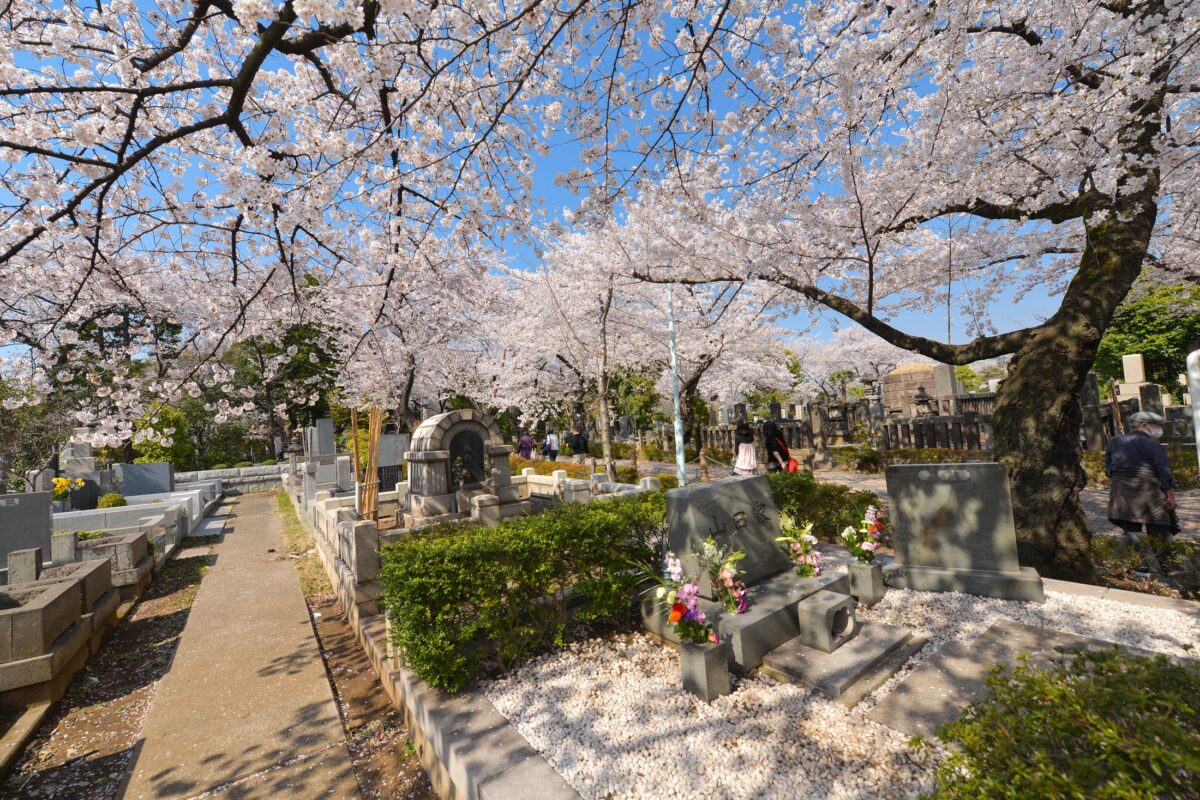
[761,622,919,704]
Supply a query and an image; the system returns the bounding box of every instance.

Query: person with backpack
[763,420,792,473]
[544,430,560,461]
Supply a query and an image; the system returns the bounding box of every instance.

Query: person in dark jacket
[570,428,590,464]
[762,420,790,472]
[1105,410,1177,573]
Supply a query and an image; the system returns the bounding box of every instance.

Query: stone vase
[52,498,70,513]
[679,639,731,702]
[848,560,886,606]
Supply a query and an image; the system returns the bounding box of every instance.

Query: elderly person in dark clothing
[1105,410,1178,572]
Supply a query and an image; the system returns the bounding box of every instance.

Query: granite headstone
[883,463,1044,601]
[114,462,175,496]
[0,491,53,576]
[666,475,790,599]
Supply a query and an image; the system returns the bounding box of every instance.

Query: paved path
[123,494,359,799]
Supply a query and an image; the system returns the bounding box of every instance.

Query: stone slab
[762,622,913,700]
[644,570,850,671]
[867,619,1145,738]
[666,475,791,598]
[883,563,1046,603]
[0,492,52,574]
[886,463,1020,573]
[114,462,175,496]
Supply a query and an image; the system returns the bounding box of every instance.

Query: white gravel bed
[484,580,1199,800]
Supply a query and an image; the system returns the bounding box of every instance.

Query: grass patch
[275,490,331,601]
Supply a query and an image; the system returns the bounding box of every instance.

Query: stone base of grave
[497,500,533,519]
[643,570,850,672]
[883,563,1045,603]
[0,619,92,710]
[760,622,922,705]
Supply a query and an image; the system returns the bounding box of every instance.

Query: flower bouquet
[51,476,84,501]
[697,537,749,614]
[775,511,822,577]
[840,505,889,564]
[651,552,716,645]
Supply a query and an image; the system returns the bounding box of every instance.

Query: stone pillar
[8,547,43,584]
[1081,372,1106,452]
[51,531,78,565]
[639,476,661,492]
[1188,350,1200,472]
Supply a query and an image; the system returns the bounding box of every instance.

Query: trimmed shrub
[928,648,1200,799]
[76,529,108,541]
[234,460,254,467]
[767,472,878,540]
[656,474,680,491]
[210,463,229,470]
[381,492,666,691]
[509,456,592,479]
[832,446,991,473]
[97,492,127,509]
[258,459,277,466]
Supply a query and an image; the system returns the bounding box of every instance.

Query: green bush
[97,492,127,509]
[76,529,108,541]
[1084,444,1198,490]
[210,463,229,470]
[381,492,666,692]
[588,441,634,460]
[832,446,990,473]
[928,648,1200,800]
[767,472,879,540]
[656,474,680,491]
[258,459,277,466]
[234,460,254,467]
[510,456,592,479]
[702,446,734,466]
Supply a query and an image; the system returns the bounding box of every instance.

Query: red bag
[786,457,799,473]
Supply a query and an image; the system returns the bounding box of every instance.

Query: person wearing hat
[1105,410,1178,573]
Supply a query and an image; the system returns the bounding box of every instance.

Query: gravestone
[733,403,747,422]
[769,401,782,420]
[114,462,175,496]
[666,476,790,599]
[315,417,336,456]
[0,492,53,577]
[882,463,1045,602]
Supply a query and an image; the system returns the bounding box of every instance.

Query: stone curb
[289,488,579,800]
[0,701,51,781]
[1043,577,1200,617]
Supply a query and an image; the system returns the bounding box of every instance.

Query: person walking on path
[1106,410,1179,573]
[733,421,757,476]
[517,432,534,459]
[763,420,790,473]
[544,430,560,462]
[570,428,590,464]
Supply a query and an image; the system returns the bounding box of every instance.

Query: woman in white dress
[732,420,757,476]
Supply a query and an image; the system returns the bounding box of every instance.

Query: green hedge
[928,648,1200,799]
[767,472,879,540]
[97,492,127,509]
[1083,444,1198,490]
[832,446,991,473]
[510,456,638,484]
[381,492,665,691]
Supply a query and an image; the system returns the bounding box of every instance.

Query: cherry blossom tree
[792,327,931,400]
[617,3,1200,580]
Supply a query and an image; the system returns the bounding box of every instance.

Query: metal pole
[1188,349,1200,473]
[667,284,687,488]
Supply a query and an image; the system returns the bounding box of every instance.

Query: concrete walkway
[123,494,360,799]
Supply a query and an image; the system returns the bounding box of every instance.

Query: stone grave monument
[113,462,175,496]
[0,491,53,582]
[56,429,113,510]
[402,409,531,528]
[882,462,1045,602]
[646,476,919,702]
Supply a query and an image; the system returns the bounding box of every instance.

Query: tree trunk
[598,370,616,481]
[992,197,1158,581]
